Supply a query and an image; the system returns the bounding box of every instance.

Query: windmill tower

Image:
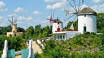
[8,16,17,36]
[65,0,97,34]
[78,6,97,34]
[52,18,63,33]
[7,16,23,37]
[9,16,17,32]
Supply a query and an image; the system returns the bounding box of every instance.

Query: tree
[17,27,25,32]
[97,13,104,32]
[34,25,41,38]
[25,26,34,39]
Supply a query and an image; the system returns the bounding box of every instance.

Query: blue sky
[0,0,104,29]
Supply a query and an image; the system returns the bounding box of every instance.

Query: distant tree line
[25,25,52,40]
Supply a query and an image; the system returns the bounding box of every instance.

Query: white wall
[78,15,97,34]
[66,31,80,40]
[52,23,63,33]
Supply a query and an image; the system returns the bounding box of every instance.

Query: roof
[53,18,62,23]
[78,7,97,16]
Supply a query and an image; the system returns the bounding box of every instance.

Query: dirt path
[32,41,43,54]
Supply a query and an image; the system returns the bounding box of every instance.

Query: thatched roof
[53,19,62,23]
[78,7,97,16]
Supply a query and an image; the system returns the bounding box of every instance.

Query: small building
[7,24,23,37]
[51,18,80,40]
[78,6,97,34]
[52,18,63,33]
[53,31,80,40]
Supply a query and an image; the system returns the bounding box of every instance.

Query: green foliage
[64,20,78,31]
[64,21,73,30]
[38,32,104,58]
[0,35,27,51]
[25,26,34,39]
[97,13,104,33]
[25,25,52,40]
[42,40,70,58]
[0,26,11,35]
[17,27,25,32]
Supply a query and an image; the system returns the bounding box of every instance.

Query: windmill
[8,16,17,33]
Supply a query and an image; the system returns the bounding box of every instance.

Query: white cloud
[0,16,3,19]
[33,11,41,15]
[8,13,17,17]
[0,1,8,12]
[44,0,66,2]
[46,0,67,9]
[14,7,24,13]
[44,0,59,2]
[18,16,26,20]
[0,1,6,8]
[44,0,54,2]
[26,16,32,20]
[92,0,101,3]
[92,0,104,4]
[46,5,52,9]
[91,4,104,13]
[17,16,33,20]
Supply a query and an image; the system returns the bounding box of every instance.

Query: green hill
[36,33,104,58]
[35,13,104,58]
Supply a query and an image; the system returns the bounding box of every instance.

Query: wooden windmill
[7,16,23,37]
[8,16,17,33]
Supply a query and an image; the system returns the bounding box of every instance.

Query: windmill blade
[67,14,77,21]
[67,0,77,13]
[63,14,75,23]
[67,0,85,15]
[64,9,76,16]
[77,0,85,13]
[64,15,76,27]
[8,19,13,25]
[14,19,17,23]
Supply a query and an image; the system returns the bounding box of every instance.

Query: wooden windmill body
[7,16,23,37]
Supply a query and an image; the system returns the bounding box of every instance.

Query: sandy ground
[15,55,21,58]
[32,41,43,54]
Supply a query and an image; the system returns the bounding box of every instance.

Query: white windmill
[65,0,97,34]
[47,9,64,33]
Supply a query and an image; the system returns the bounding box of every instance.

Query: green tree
[25,26,34,39]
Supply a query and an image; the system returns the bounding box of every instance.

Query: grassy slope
[36,33,104,58]
[36,13,104,58]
